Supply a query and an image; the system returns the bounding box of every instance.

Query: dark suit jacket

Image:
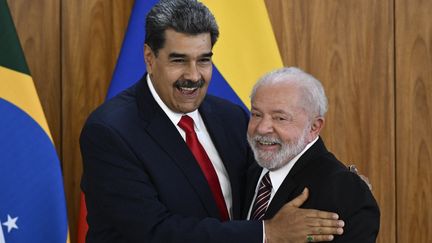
[80,76,261,243]
[245,137,380,242]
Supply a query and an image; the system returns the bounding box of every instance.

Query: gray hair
[145,0,219,55]
[250,67,328,118]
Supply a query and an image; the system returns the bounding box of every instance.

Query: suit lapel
[264,174,300,219]
[264,138,327,219]
[135,76,221,219]
[198,101,243,218]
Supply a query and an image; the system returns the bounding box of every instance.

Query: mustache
[248,134,282,145]
[174,79,205,89]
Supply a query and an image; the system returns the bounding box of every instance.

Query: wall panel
[264,1,395,242]
[61,0,133,241]
[396,0,432,241]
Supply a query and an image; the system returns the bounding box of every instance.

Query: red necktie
[178,115,229,221]
[250,171,272,220]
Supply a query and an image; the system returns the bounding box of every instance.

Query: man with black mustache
[80,1,344,242]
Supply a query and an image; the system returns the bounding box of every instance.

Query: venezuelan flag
[0,0,69,242]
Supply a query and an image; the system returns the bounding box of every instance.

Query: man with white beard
[245,67,380,243]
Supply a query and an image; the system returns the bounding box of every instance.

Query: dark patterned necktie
[250,171,272,220]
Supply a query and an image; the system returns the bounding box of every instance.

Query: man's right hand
[264,188,344,243]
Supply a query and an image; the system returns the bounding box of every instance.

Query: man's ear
[144,44,154,74]
[308,117,324,142]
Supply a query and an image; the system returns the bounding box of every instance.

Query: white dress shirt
[147,74,233,218]
[247,136,319,219]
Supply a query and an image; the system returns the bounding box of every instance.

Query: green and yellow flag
[0,0,69,242]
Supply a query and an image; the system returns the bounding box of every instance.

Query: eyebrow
[272,109,289,114]
[168,53,187,59]
[251,106,293,117]
[202,52,213,58]
[251,105,286,113]
[168,52,213,59]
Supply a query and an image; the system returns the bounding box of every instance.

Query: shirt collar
[147,74,201,130]
[261,136,320,194]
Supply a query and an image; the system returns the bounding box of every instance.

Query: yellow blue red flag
[0,0,69,242]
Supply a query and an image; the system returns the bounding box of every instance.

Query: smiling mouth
[174,79,205,96]
[254,136,282,150]
[258,141,279,146]
[177,86,199,95]
[257,140,281,151]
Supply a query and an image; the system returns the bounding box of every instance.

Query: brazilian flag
[0,0,69,242]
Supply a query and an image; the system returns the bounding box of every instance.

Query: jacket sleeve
[313,171,380,243]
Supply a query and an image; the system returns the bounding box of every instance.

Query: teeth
[259,141,277,145]
[180,87,198,91]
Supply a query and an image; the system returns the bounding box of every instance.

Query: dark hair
[145,0,219,55]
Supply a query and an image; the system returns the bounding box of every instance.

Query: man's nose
[184,62,201,82]
[255,117,274,135]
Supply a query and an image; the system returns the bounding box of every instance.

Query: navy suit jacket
[245,138,380,242]
[80,76,262,243]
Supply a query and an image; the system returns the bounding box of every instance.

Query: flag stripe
[107,0,159,99]
[202,0,283,108]
[0,67,53,141]
[208,65,248,111]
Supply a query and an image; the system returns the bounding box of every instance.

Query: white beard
[247,127,309,171]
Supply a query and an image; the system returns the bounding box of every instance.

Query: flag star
[2,214,18,233]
